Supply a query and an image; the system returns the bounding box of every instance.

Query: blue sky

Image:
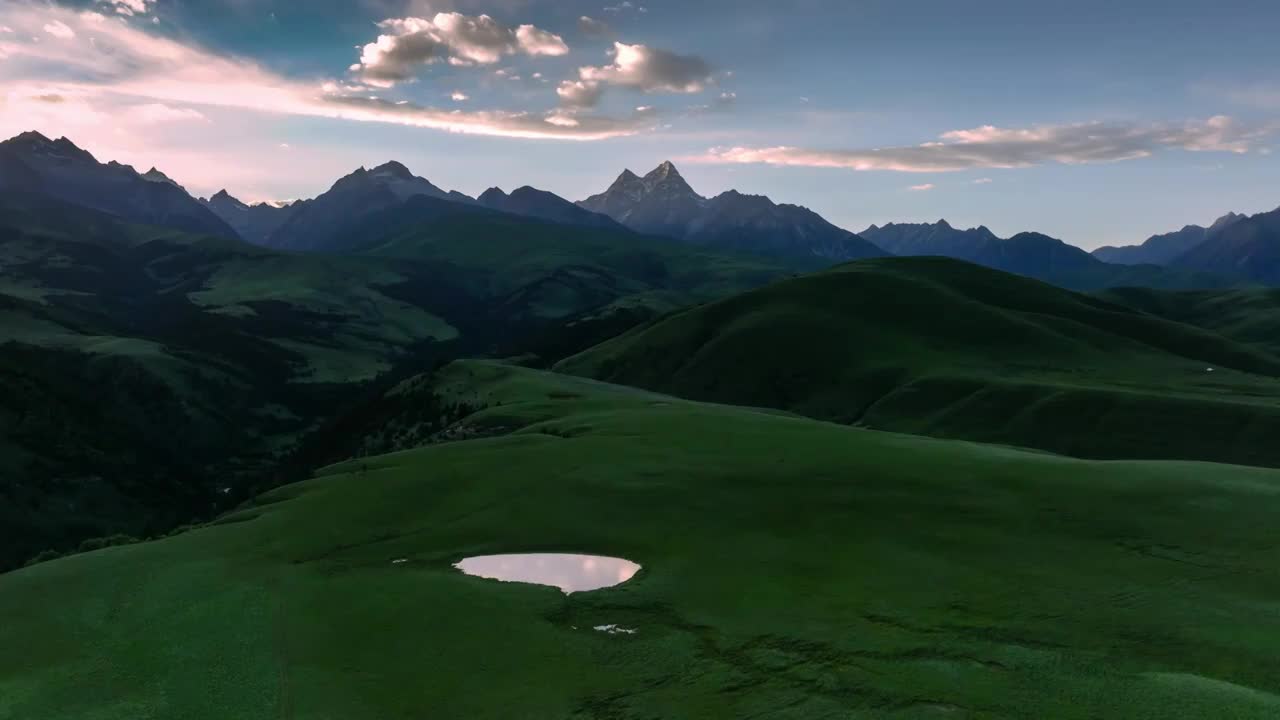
[1,0,1278,248]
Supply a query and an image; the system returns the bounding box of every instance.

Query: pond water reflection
[453,553,640,593]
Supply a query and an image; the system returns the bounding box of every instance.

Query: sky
[1,0,1278,249]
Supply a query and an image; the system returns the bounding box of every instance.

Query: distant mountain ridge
[861,220,999,257]
[201,190,301,245]
[861,219,1233,290]
[262,161,479,251]
[1092,207,1280,284]
[0,131,236,239]
[477,186,623,231]
[1171,207,1280,284]
[1093,213,1246,265]
[1,130,1271,290]
[579,161,886,262]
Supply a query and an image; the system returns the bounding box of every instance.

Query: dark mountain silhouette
[201,190,300,245]
[263,161,475,251]
[1171,207,1280,284]
[1093,213,1246,265]
[580,161,885,261]
[0,131,236,239]
[477,186,624,230]
[862,220,1231,290]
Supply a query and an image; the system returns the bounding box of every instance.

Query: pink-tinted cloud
[0,4,648,141]
[354,13,568,87]
[690,117,1278,173]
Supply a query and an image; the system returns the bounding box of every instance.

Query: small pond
[453,553,640,593]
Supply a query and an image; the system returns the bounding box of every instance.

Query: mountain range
[579,161,886,262]
[860,220,1233,290]
[0,131,236,239]
[1092,212,1246,265]
[4,131,1280,290]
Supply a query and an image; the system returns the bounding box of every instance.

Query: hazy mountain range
[579,161,886,261]
[3,131,1279,289]
[1092,213,1247,265]
[0,131,236,239]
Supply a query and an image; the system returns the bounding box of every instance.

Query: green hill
[2,361,1278,719]
[1100,285,1280,356]
[559,256,1280,467]
[349,199,797,321]
[0,192,792,569]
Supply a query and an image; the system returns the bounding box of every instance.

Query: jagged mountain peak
[10,130,52,144]
[645,160,682,180]
[712,188,774,207]
[0,131,235,238]
[1210,212,1245,231]
[141,167,182,188]
[205,189,249,211]
[478,187,508,203]
[370,160,414,179]
[4,131,97,163]
[638,160,702,201]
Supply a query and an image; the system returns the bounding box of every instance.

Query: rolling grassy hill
[2,360,1278,718]
[0,191,795,569]
[348,198,798,319]
[559,256,1280,467]
[1101,285,1280,356]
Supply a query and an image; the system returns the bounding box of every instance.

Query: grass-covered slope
[1101,285,1280,356]
[559,257,1280,467]
[2,361,1278,718]
[351,203,798,320]
[0,191,794,568]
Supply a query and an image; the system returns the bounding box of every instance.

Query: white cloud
[579,42,713,94]
[693,117,1278,173]
[578,16,610,36]
[603,2,647,13]
[557,79,602,108]
[42,20,75,39]
[908,183,935,191]
[514,24,568,56]
[355,13,567,86]
[450,90,468,101]
[102,0,155,17]
[973,177,993,184]
[128,102,207,124]
[0,4,655,142]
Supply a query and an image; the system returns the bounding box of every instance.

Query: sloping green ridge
[0,192,793,568]
[559,257,1280,467]
[1101,285,1280,355]
[2,361,1278,719]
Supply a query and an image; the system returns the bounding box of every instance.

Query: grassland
[560,257,1280,468]
[1102,285,1280,355]
[356,212,795,320]
[0,191,799,569]
[1,360,1278,719]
